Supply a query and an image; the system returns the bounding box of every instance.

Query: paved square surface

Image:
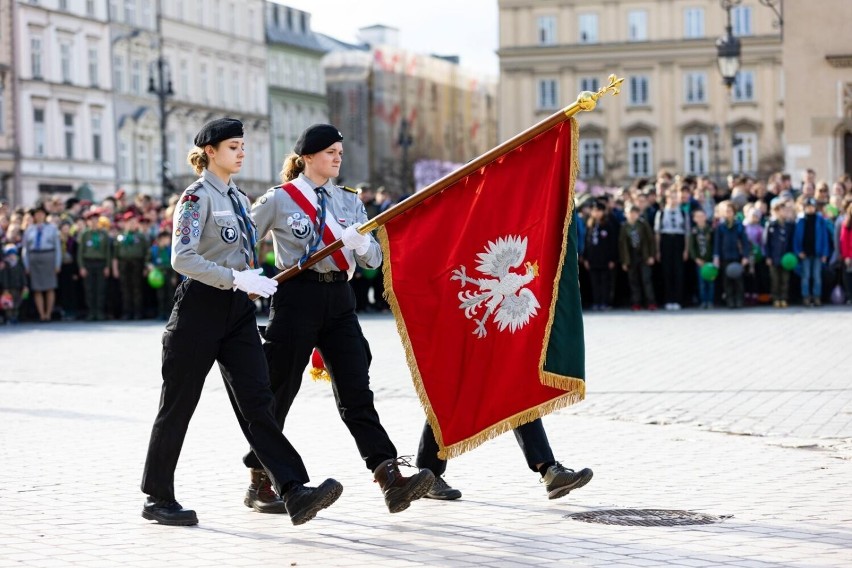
[1,307,850,567]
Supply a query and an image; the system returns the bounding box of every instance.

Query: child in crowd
[583,201,618,311]
[654,187,690,310]
[713,201,749,309]
[689,209,715,309]
[149,230,177,321]
[0,244,28,324]
[794,197,831,307]
[764,200,796,308]
[838,202,852,304]
[619,205,657,311]
[743,206,766,305]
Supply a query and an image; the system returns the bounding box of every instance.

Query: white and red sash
[280,178,353,277]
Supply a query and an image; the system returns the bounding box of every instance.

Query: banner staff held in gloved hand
[140,117,343,528]
[243,123,435,516]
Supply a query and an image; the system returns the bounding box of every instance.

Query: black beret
[294,124,343,155]
[194,118,244,148]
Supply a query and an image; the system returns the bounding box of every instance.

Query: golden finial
[566,74,625,116]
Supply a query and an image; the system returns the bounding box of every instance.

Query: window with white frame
[113,55,124,92]
[684,7,704,38]
[88,48,98,87]
[579,76,599,93]
[34,109,46,157]
[684,134,709,175]
[125,0,136,25]
[732,6,752,36]
[228,2,236,34]
[537,78,558,110]
[217,66,226,105]
[59,0,68,10]
[131,59,141,94]
[212,0,221,28]
[732,132,758,174]
[628,136,653,177]
[578,13,598,43]
[538,15,557,46]
[579,138,604,179]
[118,140,129,178]
[200,64,209,102]
[232,71,241,106]
[64,113,75,159]
[109,0,119,19]
[684,72,707,104]
[86,0,95,16]
[140,0,152,27]
[138,140,149,182]
[31,37,43,79]
[628,10,648,41]
[91,114,102,161]
[60,42,73,83]
[179,59,188,98]
[732,70,755,101]
[629,75,649,105]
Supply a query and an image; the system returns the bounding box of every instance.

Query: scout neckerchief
[227,187,259,269]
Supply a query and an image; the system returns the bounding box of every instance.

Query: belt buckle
[320,272,334,283]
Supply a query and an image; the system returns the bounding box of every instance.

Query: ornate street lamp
[716,0,742,90]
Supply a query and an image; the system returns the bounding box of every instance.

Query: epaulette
[180,181,204,203]
[340,185,358,194]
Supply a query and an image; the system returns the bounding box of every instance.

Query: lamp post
[148,57,173,201]
[715,0,742,91]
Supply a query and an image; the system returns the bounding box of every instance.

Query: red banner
[380,119,585,459]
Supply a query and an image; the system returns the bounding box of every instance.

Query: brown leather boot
[244,468,288,514]
[373,457,435,513]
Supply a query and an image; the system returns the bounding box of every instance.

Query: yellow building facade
[497,0,783,186]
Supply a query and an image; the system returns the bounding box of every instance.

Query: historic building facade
[497,0,784,186]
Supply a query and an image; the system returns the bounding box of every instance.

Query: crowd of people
[575,169,852,311]
[1,167,851,325]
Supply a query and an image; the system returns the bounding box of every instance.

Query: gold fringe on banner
[379,117,586,460]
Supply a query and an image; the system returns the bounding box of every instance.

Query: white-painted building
[15,0,116,206]
[160,0,271,198]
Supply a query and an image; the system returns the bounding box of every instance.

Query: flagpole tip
[570,74,625,115]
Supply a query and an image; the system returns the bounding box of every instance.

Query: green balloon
[147,267,165,289]
[265,251,276,265]
[21,289,30,300]
[700,263,719,282]
[361,268,378,280]
[781,252,798,271]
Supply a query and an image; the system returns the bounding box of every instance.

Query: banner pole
[255,75,624,295]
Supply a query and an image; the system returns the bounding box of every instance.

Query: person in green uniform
[113,211,149,319]
[149,230,177,320]
[77,210,113,321]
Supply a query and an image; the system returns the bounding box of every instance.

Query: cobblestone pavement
[1,308,850,567]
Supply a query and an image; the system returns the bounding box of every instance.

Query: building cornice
[17,2,108,24]
[825,55,852,68]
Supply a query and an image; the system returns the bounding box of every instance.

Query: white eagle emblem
[451,235,541,338]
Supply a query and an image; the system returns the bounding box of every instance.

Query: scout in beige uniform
[140,118,342,527]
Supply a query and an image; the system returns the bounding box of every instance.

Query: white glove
[342,223,372,255]
[232,268,278,298]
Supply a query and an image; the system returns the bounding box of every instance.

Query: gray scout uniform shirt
[251,172,381,276]
[171,169,255,290]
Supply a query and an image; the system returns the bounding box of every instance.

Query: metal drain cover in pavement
[565,509,730,526]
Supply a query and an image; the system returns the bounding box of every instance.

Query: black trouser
[589,268,612,306]
[659,234,685,304]
[245,273,397,472]
[416,418,555,476]
[142,279,309,501]
[720,260,744,307]
[769,264,789,302]
[627,261,655,305]
[82,260,107,319]
[119,258,144,317]
[58,263,78,317]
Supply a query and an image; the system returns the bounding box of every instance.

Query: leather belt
[295,270,348,283]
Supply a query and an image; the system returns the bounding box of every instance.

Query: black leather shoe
[141,497,198,526]
[424,475,462,500]
[284,479,343,526]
